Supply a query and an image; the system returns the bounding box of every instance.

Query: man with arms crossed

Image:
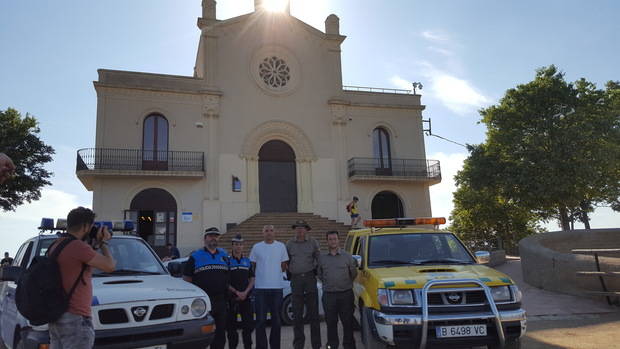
[317,231,358,349]
[49,207,116,349]
[286,220,321,349]
[184,227,230,349]
[249,225,289,349]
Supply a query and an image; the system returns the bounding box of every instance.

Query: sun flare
[263,0,288,12]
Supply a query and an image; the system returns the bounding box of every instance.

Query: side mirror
[166,263,183,277]
[0,266,24,282]
[352,255,363,269]
[475,251,490,264]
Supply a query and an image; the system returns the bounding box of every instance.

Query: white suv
[0,234,215,349]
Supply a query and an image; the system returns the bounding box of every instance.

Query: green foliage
[0,108,54,211]
[451,65,620,244]
[451,145,544,252]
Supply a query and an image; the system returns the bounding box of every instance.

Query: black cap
[292,220,311,230]
[204,227,222,236]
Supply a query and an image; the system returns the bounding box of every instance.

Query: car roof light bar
[363,217,446,228]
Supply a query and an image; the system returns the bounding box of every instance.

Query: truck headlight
[390,290,415,305]
[377,289,388,306]
[490,286,511,302]
[511,285,522,303]
[191,298,207,317]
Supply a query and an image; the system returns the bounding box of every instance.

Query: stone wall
[519,229,620,301]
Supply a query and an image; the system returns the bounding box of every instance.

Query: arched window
[142,114,169,170]
[373,127,392,170]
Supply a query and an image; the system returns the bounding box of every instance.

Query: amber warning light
[364,217,446,228]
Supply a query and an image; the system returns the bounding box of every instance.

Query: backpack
[346,203,351,212]
[15,236,87,326]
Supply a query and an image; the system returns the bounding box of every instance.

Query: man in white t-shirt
[249,225,289,349]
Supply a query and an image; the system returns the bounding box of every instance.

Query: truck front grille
[150,304,175,320]
[99,309,129,324]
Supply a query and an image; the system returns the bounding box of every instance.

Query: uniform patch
[384,281,396,287]
[479,277,492,282]
[405,279,417,284]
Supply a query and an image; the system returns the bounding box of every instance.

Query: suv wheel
[280,295,308,326]
[361,306,387,349]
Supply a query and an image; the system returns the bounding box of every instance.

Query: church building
[76,0,441,255]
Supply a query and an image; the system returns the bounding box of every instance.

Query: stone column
[246,157,260,215]
[296,159,313,212]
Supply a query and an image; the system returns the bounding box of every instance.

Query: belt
[291,271,315,278]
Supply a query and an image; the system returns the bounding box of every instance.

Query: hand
[97,226,112,242]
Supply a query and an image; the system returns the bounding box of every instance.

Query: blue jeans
[254,288,283,349]
[49,312,95,349]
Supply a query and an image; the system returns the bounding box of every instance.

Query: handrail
[343,85,413,94]
[572,248,620,305]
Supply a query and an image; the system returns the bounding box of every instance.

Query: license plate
[138,346,167,349]
[436,324,487,338]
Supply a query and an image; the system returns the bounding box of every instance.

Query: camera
[87,220,135,245]
[87,221,114,245]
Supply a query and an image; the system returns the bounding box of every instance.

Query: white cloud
[390,76,412,91]
[428,152,468,225]
[0,188,90,256]
[421,30,449,42]
[427,46,453,56]
[397,61,492,115]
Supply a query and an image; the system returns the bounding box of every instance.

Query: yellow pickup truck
[345,218,526,349]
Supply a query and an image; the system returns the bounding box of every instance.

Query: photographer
[48,207,116,349]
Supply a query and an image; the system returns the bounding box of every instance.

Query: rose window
[258,56,291,88]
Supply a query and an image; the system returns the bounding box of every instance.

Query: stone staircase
[221,212,352,251]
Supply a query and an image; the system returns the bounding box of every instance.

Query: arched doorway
[371,191,404,219]
[259,140,297,212]
[126,188,177,257]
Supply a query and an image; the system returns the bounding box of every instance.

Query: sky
[1,0,619,256]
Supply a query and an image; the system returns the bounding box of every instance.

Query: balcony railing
[348,158,441,181]
[76,148,204,173]
[343,85,412,94]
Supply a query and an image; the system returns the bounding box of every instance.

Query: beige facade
[77,0,441,254]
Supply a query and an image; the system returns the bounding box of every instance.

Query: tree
[450,144,543,252]
[470,66,620,230]
[0,108,54,211]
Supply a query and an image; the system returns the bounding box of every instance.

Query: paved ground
[279,257,620,349]
[2,258,618,349]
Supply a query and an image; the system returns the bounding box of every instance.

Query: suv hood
[92,275,206,305]
[368,264,514,289]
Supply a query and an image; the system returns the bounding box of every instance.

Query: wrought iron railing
[343,85,413,94]
[76,148,204,172]
[347,157,441,180]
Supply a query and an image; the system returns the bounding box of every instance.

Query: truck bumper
[370,308,526,348]
[19,315,215,349]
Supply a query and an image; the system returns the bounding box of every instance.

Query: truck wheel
[361,306,387,349]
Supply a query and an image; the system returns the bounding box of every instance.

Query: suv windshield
[34,236,166,276]
[368,233,474,267]
[93,238,166,276]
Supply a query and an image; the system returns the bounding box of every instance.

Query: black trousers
[210,295,229,349]
[227,297,254,349]
[322,289,356,349]
[291,273,321,349]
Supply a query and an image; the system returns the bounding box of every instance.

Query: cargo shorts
[49,312,95,349]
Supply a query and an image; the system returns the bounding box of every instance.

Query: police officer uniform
[184,227,229,349]
[227,234,255,349]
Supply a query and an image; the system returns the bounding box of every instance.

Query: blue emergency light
[39,218,55,230]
